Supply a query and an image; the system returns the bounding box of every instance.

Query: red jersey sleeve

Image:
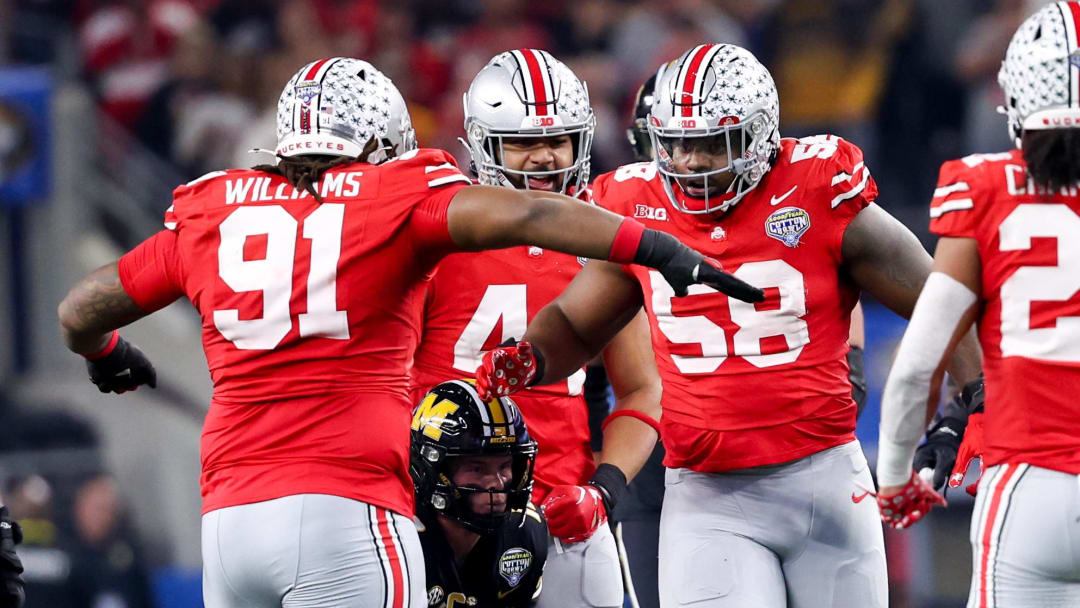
[818,137,876,254]
[929,156,987,238]
[117,229,185,313]
[383,149,471,250]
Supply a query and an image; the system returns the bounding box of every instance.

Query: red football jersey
[116,148,471,516]
[409,247,592,502]
[930,149,1080,474]
[592,136,873,472]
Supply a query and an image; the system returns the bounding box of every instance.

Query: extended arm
[842,204,982,386]
[878,237,982,493]
[525,260,644,383]
[445,186,763,303]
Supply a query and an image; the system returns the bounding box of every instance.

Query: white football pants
[967,463,1080,608]
[658,440,887,608]
[537,521,624,608]
[202,494,425,608]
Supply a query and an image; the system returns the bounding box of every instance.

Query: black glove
[0,507,25,608]
[912,375,985,491]
[634,229,765,303]
[86,336,157,393]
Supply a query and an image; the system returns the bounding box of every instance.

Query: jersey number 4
[453,284,585,395]
[650,260,810,372]
[214,205,348,350]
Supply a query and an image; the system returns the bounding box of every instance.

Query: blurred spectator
[79,0,200,129]
[954,0,1031,153]
[137,21,256,178]
[762,0,916,156]
[63,475,155,608]
[6,475,75,607]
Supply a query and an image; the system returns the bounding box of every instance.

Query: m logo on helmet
[411,393,460,441]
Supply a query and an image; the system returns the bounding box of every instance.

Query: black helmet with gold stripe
[410,379,537,533]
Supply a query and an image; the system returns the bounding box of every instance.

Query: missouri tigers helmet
[463,49,595,197]
[275,57,417,163]
[998,2,1080,147]
[410,380,537,534]
[627,60,676,162]
[648,44,780,215]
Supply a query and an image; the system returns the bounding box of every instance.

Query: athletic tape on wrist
[84,331,120,361]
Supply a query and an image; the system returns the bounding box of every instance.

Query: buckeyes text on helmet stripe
[1059,1,1080,107]
[678,44,719,118]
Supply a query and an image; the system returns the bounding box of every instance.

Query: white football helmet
[463,49,595,197]
[648,44,780,214]
[275,57,416,163]
[999,2,1080,147]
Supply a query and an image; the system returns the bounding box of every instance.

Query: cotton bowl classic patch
[498,547,532,587]
[765,206,810,247]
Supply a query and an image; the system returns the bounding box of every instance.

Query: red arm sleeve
[411,181,469,252]
[117,230,186,313]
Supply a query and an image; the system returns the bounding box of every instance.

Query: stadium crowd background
[0,0,1045,606]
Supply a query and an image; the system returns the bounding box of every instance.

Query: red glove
[877,470,947,530]
[541,484,608,544]
[949,411,985,497]
[475,340,542,400]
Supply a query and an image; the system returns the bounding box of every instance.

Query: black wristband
[633,229,693,270]
[588,463,628,513]
[847,346,867,419]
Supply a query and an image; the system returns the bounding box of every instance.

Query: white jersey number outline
[452,284,585,395]
[649,260,809,373]
[998,204,1080,361]
[214,204,349,350]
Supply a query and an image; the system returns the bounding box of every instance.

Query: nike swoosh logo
[851,490,871,503]
[770,185,797,206]
[498,590,514,599]
[486,100,503,108]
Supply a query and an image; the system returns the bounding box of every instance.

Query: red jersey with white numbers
[930,149,1080,474]
[409,247,593,502]
[116,148,471,515]
[592,136,873,472]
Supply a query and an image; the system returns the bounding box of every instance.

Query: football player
[476,43,983,608]
[411,49,662,608]
[411,380,547,607]
[878,3,1080,605]
[0,498,24,608]
[56,57,761,608]
[615,59,872,608]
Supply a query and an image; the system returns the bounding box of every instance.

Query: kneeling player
[411,381,547,607]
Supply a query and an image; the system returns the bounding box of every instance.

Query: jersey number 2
[999,204,1080,361]
[214,205,348,350]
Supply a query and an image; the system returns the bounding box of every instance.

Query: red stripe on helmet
[520,49,549,116]
[1068,2,1080,47]
[681,44,716,117]
[303,58,331,81]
